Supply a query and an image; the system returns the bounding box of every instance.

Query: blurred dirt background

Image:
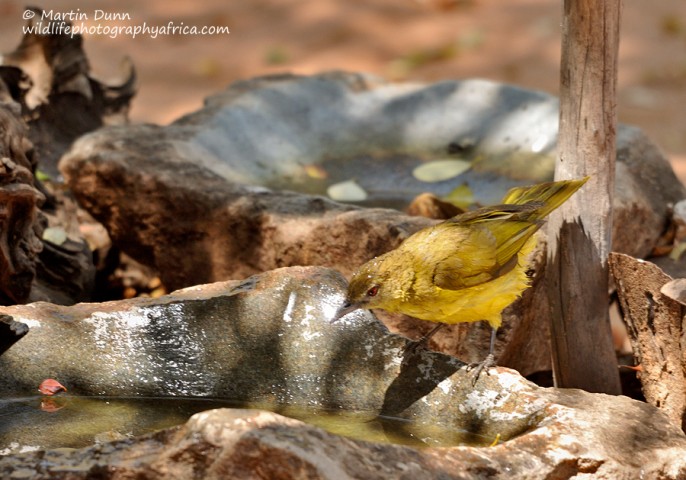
[1,0,684,183]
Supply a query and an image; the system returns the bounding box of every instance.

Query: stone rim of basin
[2,72,686,475]
[0,266,685,476]
[0,266,543,448]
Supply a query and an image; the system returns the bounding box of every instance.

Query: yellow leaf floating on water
[327,179,368,202]
[442,183,475,210]
[413,159,471,182]
[669,241,686,261]
[304,164,328,180]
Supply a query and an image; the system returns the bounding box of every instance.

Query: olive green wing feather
[501,177,588,215]
[428,178,587,291]
[430,204,542,290]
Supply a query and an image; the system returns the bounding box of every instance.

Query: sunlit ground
[1,0,684,183]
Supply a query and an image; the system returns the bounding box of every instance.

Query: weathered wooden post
[546,0,622,394]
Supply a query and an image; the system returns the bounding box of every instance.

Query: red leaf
[38,378,67,396]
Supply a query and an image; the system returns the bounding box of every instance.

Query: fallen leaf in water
[94,430,130,444]
[327,179,368,202]
[412,159,471,182]
[304,164,328,180]
[38,378,67,396]
[443,183,475,210]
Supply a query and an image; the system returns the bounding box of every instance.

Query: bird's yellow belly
[391,251,533,329]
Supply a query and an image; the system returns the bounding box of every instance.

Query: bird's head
[333,257,393,321]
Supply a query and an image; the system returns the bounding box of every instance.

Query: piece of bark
[0,88,44,305]
[609,252,686,430]
[0,7,134,305]
[1,7,136,176]
[0,314,28,356]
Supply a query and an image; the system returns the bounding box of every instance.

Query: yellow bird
[335,177,588,379]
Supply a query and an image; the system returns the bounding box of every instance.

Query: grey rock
[0,266,685,478]
[59,73,684,290]
[0,267,455,409]
[60,124,434,291]
[57,72,686,374]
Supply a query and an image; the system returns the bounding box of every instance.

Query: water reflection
[0,395,493,454]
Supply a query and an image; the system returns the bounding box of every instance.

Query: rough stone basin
[4,72,686,478]
[1,266,685,478]
[60,72,686,289]
[0,267,507,448]
[56,72,686,377]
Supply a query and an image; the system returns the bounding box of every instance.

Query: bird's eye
[367,286,379,297]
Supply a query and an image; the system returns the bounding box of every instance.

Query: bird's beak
[331,301,360,323]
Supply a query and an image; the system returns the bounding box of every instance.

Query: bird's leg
[468,327,497,384]
[402,323,445,357]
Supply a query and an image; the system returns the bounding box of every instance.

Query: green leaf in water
[413,159,471,183]
[327,179,368,202]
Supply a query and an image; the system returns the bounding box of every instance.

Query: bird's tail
[501,176,589,220]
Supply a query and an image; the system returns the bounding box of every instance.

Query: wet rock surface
[0,267,447,408]
[0,266,685,479]
[5,403,686,480]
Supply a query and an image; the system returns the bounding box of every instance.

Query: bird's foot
[466,353,495,385]
[399,323,445,360]
[400,337,428,362]
[401,333,442,368]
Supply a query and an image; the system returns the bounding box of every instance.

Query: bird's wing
[431,204,542,290]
